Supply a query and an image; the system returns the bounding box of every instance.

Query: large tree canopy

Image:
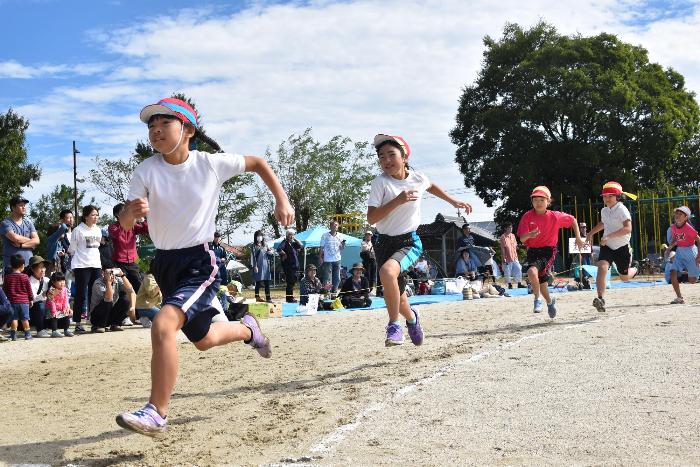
[0,109,41,217]
[450,22,700,225]
[88,95,256,238]
[255,128,378,238]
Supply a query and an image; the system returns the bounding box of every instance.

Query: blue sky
[2,0,700,243]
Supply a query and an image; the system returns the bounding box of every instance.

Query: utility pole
[73,141,80,219]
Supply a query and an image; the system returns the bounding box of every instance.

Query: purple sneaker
[116,403,167,438]
[241,314,272,358]
[385,322,404,347]
[406,306,423,346]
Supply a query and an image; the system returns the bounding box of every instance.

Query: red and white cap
[373,134,411,157]
[530,186,551,199]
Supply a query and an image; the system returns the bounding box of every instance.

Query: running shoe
[121,317,134,326]
[592,297,606,312]
[406,306,424,346]
[533,299,544,313]
[51,330,63,338]
[37,329,51,338]
[385,322,404,346]
[116,403,167,438]
[74,324,88,334]
[24,330,33,340]
[547,297,557,319]
[241,314,272,358]
[63,329,75,337]
[670,297,685,304]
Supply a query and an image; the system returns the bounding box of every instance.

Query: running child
[665,206,700,304]
[367,134,472,346]
[585,182,638,312]
[115,97,294,438]
[517,186,585,318]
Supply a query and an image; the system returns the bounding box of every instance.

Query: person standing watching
[499,223,525,289]
[277,229,302,303]
[1,196,39,274]
[109,203,148,293]
[360,230,377,294]
[210,232,229,286]
[320,220,345,295]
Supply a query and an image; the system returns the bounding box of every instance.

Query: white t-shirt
[68,223,103,269]
[601,202,632,250]
[367,171,431,236]
[29,276,50,302]
[127,151,246,250]
[320,232,343,262]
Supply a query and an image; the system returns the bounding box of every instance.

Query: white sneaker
[139,316,152,328]
[121,317,134,326]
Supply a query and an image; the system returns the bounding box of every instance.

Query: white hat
[675,206,691,218]
[285,228,296,235]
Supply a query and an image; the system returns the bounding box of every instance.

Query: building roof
[417,214,497,243]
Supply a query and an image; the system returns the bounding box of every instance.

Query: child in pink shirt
[517,186,584,318]
[45,271,74,337]
[666,206,700,304]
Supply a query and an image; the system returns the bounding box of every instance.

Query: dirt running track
[0,283,698,466]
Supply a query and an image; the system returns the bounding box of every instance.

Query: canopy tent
[273,226,362,270]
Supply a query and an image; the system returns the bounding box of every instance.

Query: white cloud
[0,60,108,79]
[9,0,700,244]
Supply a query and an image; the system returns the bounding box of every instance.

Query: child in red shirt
[666,206,700,304]
[517,186,584,318]
[2,254,34,340]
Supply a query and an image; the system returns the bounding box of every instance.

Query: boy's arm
[244,156,294,226]
[426,183,473,213]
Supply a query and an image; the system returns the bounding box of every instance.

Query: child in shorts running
[517,186,584,318]
[585,182,638,312]
[665,206,700,304]
[367,134,471,346]
[115,97,294,438]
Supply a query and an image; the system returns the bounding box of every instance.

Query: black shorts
[375,231,423,295]
[524,247,557,284]
[598,244,632,275]
[152,244,221,342]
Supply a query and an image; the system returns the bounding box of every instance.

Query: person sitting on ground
[455,248,475,276]
[44,271,74,337]
[27,256,50,337]
[339,262,372,309]
[299,264,323,306]
[89,265,134,333]
[134,270,161,328]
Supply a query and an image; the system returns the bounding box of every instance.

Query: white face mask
[256,236,263,242]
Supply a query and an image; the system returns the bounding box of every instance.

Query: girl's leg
[596,261,609,298]
[86,267,102,318]
[540,282,551,304]
[379,260,413,321]
[149,305,186,417]
[192,321,252,351]
[527,267,541,299]
[397,291,414,320]
[51,317,58,331]
[670,270,682,298]
[255,281,262,300]
[72,268,88,324]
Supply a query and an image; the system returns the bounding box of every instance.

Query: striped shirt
[2,271,33,304]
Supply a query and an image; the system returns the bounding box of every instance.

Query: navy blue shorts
[152,244,221,342]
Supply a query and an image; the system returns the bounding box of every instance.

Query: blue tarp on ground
[279,279,665,317]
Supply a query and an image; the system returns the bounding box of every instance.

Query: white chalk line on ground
[298,302,696,460]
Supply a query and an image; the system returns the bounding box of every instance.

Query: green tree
[0,109,41,217]
[450,22,700,225]
[255,128,378,238]
[87,95,256,238]
[30,184,92,258]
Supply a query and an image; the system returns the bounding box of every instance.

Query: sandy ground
[0,282,698,466]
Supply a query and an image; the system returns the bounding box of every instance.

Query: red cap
[373,134,411,157]
[530,186,551,199]
[601,181,623,196]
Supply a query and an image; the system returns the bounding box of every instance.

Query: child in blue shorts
[116,97,294,438]
[666,206,700,304]
[367,134,471,346]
